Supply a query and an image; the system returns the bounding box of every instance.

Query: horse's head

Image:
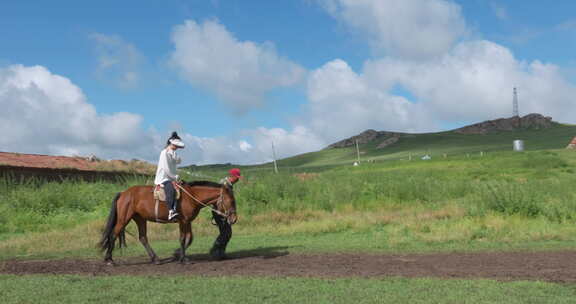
[218,184,237,225]
[184,181,237,225]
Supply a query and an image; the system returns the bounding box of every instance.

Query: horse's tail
[99,192,126,252]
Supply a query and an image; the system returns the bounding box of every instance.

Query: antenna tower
[512,87,519,118]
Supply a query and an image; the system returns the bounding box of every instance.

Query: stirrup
[168,210,179,221]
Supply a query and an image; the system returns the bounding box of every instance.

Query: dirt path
[2,249,576,282]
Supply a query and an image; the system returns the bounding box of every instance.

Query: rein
[174,183,229,217]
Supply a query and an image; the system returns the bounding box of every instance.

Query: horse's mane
[186,181,234,199]
[186,180,222,188]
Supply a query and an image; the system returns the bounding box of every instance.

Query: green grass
[3,131,576,303]
[3,150,576,260]
[5,223,576,262]
[2,274,576,304]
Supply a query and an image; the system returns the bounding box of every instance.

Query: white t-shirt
[154,148,181,185]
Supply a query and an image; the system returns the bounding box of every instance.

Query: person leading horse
[210,168,242,260]
[99,132,238,264]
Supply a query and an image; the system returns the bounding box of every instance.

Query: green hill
[279,123,576,169]
[184,115,576,175]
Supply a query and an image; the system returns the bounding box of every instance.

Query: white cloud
[248,126,325,160]
[90,33,143,88]
[169,19,306,112]
[303,59,436,142]
[0,64,321,166]
[0,64,157,160]
[319,0,468,60]
[238,140,252,152]
[363,40,576,123]
[172,126,324,165]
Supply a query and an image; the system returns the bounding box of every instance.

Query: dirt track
[3,249,576,282]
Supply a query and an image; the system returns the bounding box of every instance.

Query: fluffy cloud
[0,64,157,159]
[296,41,576,144]
[169,19,306,112]
[304,59,435,142]
[311,0,576,127]
[0,64,321,166]
[248,126,325,161]
[363,40,576,123]
[319,0,467,59]
[90,33,143,88]
[173,126,324,165]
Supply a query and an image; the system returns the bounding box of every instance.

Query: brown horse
[99,181,237,265]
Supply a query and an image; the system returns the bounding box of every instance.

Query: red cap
[229,168,242,178]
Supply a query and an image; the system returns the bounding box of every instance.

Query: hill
[275,114,576,170]
[183,113,575,175]
[0,151,156,175]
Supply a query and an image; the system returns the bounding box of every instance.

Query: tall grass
[0,176,149,234]
[2,150,576,257]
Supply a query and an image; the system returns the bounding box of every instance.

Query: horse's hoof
[179,258,191,265]
[151,259,161,265]
[105,260,115,266]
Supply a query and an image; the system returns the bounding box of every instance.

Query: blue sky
[1,0,576,165]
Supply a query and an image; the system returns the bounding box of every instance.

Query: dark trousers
[210,211,232,260]
[162,180,177,210]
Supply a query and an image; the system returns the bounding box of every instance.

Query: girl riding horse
[99,180,237,264]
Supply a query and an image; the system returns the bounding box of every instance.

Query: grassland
[2,274,576,304]
[2,149,576,260]
[3,126,576,303]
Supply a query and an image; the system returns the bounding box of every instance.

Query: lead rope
[174,183,228,217]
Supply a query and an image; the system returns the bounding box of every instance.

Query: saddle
[152,184,182,223]
[153,184,181,202]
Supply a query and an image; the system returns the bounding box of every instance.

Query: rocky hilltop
[326,130,404,149]
[454,113,555,134]
[327,113,557,149]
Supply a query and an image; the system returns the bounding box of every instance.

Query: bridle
[174,183,235,219]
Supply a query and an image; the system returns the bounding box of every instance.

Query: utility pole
[272,141,279,174]
[355,139,361,164]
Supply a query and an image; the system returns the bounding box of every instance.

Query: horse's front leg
[176,221,193,264]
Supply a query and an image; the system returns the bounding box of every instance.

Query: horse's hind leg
[134,215,159,264]
[103,235,116,265]
[104,222,126,265]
